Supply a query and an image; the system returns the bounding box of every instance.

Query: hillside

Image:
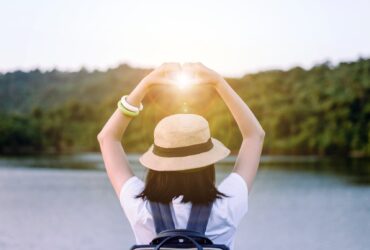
[0,59,369,156]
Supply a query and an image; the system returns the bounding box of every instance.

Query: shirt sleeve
[119,176,146,225]
[217,172,249,227]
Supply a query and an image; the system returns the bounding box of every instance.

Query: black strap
[186,202,213,234]
[149,201,213,235]
[149,202,175,234]
[152,138,214,157]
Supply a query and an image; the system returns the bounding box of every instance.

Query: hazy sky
[1,0,369,77]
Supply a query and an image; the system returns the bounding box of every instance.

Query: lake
[0,154,369,250]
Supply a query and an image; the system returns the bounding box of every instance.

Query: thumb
[182,63,197,75]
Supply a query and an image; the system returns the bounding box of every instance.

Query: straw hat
[139,113,230,171]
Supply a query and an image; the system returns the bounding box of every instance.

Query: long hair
[136,164,227,204]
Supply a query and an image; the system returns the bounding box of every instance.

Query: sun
[172,71,196,89]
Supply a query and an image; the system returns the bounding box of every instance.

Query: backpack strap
[149,201,175,234]
[186,202,213,234]
[150,201,213,235]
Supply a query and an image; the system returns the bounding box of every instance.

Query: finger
[170,63,182,72]
[183,62,198,67]
[163,63,182,79]
[183,62,205,77]
[195,62,207,70]
[162,62,181,70]
[182,62,198,73]
[156,63,175,78]
[180,63,193,75]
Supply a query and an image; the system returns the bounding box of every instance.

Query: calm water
[0,154,369,250]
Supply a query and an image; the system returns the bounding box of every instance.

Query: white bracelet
[120,95,143,113]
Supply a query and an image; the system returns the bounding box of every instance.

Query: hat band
[153,138,214,157]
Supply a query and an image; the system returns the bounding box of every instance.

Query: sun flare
[172,71,196,89]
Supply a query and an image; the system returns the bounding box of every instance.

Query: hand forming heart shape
[142,62,223,90]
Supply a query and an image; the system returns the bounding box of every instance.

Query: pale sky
[1,0,369,77]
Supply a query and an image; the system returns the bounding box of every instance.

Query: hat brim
[139,138,231,171]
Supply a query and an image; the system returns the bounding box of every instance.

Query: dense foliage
[0,59,369,156]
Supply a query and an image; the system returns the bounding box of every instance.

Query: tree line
[0,59,369,156]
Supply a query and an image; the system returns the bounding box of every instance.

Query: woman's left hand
[141,63,182,89]
[126,63,181,104]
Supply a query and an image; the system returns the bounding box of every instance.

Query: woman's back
[120,172,248,250]
[97,63,265,250]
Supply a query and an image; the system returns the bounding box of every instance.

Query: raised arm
[184,63,265,192]
[97,63,181,197]
[215,77,265,192]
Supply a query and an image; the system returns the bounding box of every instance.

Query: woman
[97,62,265,249]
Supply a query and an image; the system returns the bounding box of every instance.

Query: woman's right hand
[141,63,182,89]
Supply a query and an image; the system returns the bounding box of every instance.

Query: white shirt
[119,172,248,250]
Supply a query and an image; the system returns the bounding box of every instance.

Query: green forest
[0,59,369,157]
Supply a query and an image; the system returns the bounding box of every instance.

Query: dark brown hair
[136,164,227,204]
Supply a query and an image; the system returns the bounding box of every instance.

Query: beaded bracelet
[117,100,139,117]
